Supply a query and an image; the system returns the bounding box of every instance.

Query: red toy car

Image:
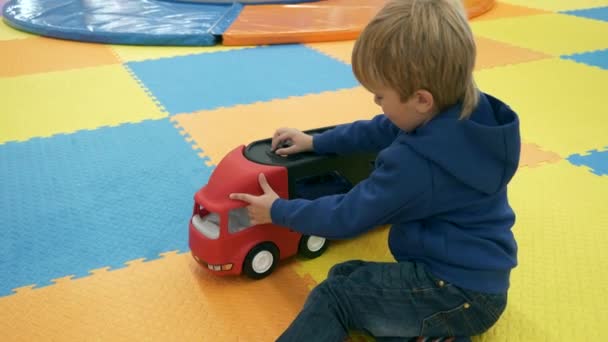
[189,127,377,279]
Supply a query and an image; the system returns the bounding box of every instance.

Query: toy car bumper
[189,222,241,276]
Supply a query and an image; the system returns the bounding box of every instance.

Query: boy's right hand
[271,128,313,155]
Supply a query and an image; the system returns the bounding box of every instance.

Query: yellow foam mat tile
[0,65,166,144]
[499,0,608,11]
[471,13,608,56]
[472,1,549,21]
[294,161,608,341]
[172,87,379,166]
[0,19,33,41]
[111,44,253,63]
[307,36,550,70]
[475,58,608,156]
[294,160,608,341]
[294,227,393,285]
[0,251,312,341]
[476,161,608,341]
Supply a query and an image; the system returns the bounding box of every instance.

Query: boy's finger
[271,129,289,150]
[271,134,280,151]
[275,145,297,156]
[274,127,287,135]
[272,132,292,151]
[229,193,255,203]
[258,173,273,193]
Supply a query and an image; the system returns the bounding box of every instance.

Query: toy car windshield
[191,206,252,240]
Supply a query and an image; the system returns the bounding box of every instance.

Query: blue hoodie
[271,93,520,294]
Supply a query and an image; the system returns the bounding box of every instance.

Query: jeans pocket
[473,292,508,323]
[420,302,488,337]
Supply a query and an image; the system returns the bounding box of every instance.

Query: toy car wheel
[298,235,328,259]
[243,242,279,280]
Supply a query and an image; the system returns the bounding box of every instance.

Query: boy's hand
[229,174,279,226]
[271,128,313,155]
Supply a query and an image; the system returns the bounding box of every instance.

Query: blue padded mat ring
[2,0,243,46]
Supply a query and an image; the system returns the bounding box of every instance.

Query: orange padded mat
[223,0,496,45]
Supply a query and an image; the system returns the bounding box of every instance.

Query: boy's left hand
[230,173,279,225]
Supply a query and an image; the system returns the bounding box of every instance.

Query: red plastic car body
[189,127,377,279]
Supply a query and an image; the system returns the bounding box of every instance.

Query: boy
[230,0,520,340]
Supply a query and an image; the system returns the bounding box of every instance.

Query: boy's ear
[414,90,435,115]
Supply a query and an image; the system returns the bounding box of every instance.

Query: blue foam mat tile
[567,148,608,176]
[562,49,608,70]
[0,119,213,296]
[21,279,54,292]
[562,6,608,22]
[126,45,359,115]
[54,270,94,282]
[2,0,242,46]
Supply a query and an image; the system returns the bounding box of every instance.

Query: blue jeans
[277,260,507,342]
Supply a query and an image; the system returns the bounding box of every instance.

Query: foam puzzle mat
[1,1,607,341]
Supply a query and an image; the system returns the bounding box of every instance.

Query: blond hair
[352,0,479,119]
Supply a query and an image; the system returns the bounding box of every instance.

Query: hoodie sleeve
[270,145,432,239]
[313,114,401,155]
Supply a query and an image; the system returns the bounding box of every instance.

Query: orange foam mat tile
[172,87,379,166]
[223,0,496,46]
[0,37,120,77]
[305,40,356,65]
[0,251,311,341]
[472,1,549,21]
[307,36,551,68]
[519,142,562,168]
[474,36,551,70]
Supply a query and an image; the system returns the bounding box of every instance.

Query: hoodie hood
[403,93,520,194]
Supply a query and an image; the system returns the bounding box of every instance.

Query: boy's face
[372,87,435,132]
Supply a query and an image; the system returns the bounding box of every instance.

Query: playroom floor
[1,1,608,341]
